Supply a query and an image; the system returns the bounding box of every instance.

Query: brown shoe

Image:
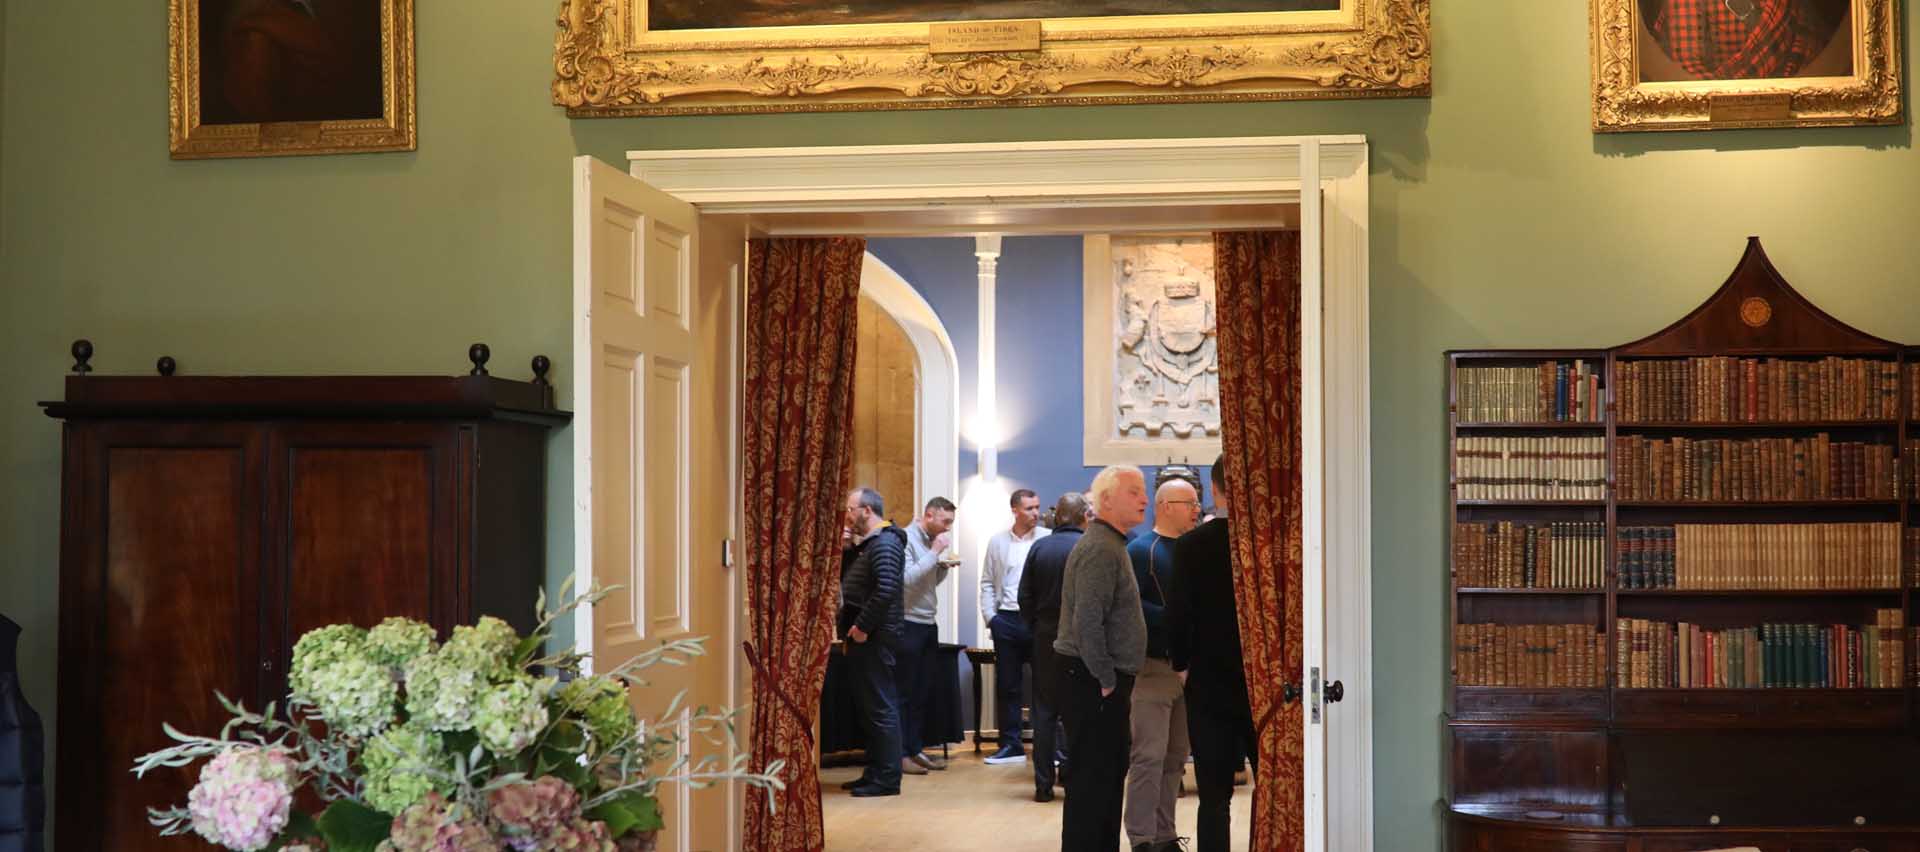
[911,752,948,771]
[901,757,929,776]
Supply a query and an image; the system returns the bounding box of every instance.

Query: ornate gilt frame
[168,0,416,159]
[1590,0,1902,132]
[553,0,1429,116]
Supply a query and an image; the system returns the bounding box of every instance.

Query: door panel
[267,423,459,668]
[69,424,264,852]
[575,156,739,852]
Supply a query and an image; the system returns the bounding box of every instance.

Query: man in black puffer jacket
[838,487,908,797]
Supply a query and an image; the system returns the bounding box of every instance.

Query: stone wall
[852,293,919,528]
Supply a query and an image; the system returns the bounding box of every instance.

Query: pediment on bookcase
[1614,237,1900,357]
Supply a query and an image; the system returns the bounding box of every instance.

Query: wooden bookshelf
[1445,240,1920,850]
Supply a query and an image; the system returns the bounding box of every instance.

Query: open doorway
[574,137,1372,852]
[820,233,1260,852]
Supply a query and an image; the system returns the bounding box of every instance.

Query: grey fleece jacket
[1052,519,1147,690]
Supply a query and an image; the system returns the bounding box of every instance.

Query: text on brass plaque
[929,20,1041,54]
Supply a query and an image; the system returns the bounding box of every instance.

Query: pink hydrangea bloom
[488,776,582,851]
[186,747,300,851]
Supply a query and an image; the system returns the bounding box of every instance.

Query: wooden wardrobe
[42,346,567,851]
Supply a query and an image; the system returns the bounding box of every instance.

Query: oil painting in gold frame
[1590,0,1901,132]
[553,0,1430,116]
[169,0,416,159]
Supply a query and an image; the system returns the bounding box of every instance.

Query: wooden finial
[156,356,177,376]
[468,343,491,376]
[531,355,552,387]
[71,339,93,374]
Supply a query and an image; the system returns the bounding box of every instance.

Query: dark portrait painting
[1637,0,1853,81]
[197,0,384,124]
[650,0,1342,32]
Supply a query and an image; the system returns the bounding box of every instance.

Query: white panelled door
[573,156,740,852]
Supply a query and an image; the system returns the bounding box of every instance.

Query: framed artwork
[553,0,1430,116]
[1590,0,1901,131]
[169,0,416,159]
[1082,234,1223,467]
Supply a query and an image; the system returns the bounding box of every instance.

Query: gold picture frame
[1590,0,1902,132]
[552,0,1430,116]
[169,0,416,159]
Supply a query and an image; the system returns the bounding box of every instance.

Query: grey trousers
[1124,657,1190,846]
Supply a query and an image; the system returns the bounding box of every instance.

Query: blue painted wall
[865,236,1210,535]
[866,235,1095,512]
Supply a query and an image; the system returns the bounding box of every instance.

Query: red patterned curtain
[741,237,866,852]
[1212,230,1305,852]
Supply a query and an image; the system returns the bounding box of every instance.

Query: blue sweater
[1126,531,1177,660]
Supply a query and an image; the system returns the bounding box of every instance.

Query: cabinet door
[264,422,462,686]
[57,421,266,851]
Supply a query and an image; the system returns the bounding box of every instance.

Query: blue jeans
[988,610,1032,750]
[893,621,939,757]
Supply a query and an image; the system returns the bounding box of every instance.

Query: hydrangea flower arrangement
[133,581,785,852]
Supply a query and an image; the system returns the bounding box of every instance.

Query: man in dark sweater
[1055,466,1149,852]
[1018,491,1091,802]
[837,487,908,797]
[1168,457,1259,851]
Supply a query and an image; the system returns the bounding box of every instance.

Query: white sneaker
[983,748,1028,765]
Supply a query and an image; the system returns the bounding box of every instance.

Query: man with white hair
[1054,466,1150,852]
[1122,476,1202,852]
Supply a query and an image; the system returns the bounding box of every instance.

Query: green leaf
[316,799,394,852]
[265,811,321,851]
[543,719,586,752]
[443,729,480,759]
[586,791,663,838]
[538,746,591,789]
[512,634,544,666]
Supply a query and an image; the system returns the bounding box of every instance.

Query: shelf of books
[1445,241,1920,844]
[1447,305,1914,731]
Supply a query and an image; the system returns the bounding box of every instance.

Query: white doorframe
[619,135,1374,852]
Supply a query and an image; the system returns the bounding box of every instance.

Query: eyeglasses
[1164,500,1199,507]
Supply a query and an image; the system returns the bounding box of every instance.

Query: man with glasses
[1121,476,1202,852]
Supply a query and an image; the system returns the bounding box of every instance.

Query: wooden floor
[820,748,1253,852]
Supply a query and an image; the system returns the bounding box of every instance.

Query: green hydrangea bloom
[289,624,368,701]
[361,723,453,815]
[474,677,553,756]
[554,676,633,751]
[366,617,438,668]
[403,646,489,732]
[443,616,519,678]
[306,654,397,739]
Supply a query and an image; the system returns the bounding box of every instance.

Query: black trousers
[988,610,1032,749]
[847,633,903,790]
[1058,656,1133,852]
[1030,624,1070,790]
[1186,680,1257,852]
[893,621,939,758]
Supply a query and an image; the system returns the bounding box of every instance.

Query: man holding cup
[899,496,958,775]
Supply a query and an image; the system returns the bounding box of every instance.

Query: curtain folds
[741,237,867,852]
[1212,229,1306,852]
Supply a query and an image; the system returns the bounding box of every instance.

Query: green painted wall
[2,2,1914,849]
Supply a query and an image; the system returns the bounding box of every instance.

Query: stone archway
[858,251,963,641]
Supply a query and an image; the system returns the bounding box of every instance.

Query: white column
[975,234,1002,482]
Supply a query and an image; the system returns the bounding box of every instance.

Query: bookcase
[1445,240,1920,851]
